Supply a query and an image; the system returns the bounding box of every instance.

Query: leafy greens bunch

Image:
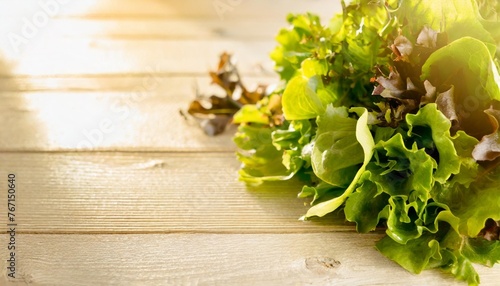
[233,0,500,284]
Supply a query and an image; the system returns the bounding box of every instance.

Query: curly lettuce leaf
[464,237,500,267]
[346,132,436,240]
[449,130,480,186]
[273,120,314,173]
[345,127,435,234]
[377,212,500,286]
[375,133,436,200]
[376,225,450,274]
[344,178,390,233]
[407,103,461,183]
[234,125,294,184]
[433,165,500,237]
[270,13,322,82]
[376,228,482,285]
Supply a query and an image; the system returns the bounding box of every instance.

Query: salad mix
[187,0,500,284]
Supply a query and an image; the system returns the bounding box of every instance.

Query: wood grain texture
[5,18,294,40]
[2,233,498,286]
[0,0,340,72]
[1,0,499,285]
[0,0,341,19]
[0,152,352,233]
[0,75,276,92]
[0,76,280,151]
[1,38,277,76]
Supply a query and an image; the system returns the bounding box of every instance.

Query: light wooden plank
[0,1,341,68]
[0,75,280,151]
[0,38,277,76]
[4,18,293,40]
[0,0,341,20]
[0,90,238,151]
[0,152,352,233]
[1,233,498,285]
[0,75,276,92]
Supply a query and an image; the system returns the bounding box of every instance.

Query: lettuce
[227,0,500,284]
[303,106,374,218]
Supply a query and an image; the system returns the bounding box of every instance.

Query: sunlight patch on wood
[25,92,138,149]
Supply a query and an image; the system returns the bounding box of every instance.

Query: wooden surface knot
[305,256,341,274]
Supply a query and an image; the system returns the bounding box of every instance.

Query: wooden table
[0,1,498,285]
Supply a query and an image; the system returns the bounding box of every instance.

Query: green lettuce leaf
[230,1,500,284]
[344,178,390,233]
[270,13,321,81]
[395,0,496,48]
[282,75,334,120]
[344,126,435,234]
[233,105,270,125]
[298,181,345,206]
[406,103,461,183]
[272,120,314,176]
[376,216,482,285]
[433,165,500,237]
[448,131,480,186]
[374,133,436,200]
[421,37,500,139]
[303,106,375,218]
[310,105,364,187]
[464,237,500,267]
[421,37,500,100]
[376,229,445,275]
[477,0,500,56]
[234,125,294,184]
